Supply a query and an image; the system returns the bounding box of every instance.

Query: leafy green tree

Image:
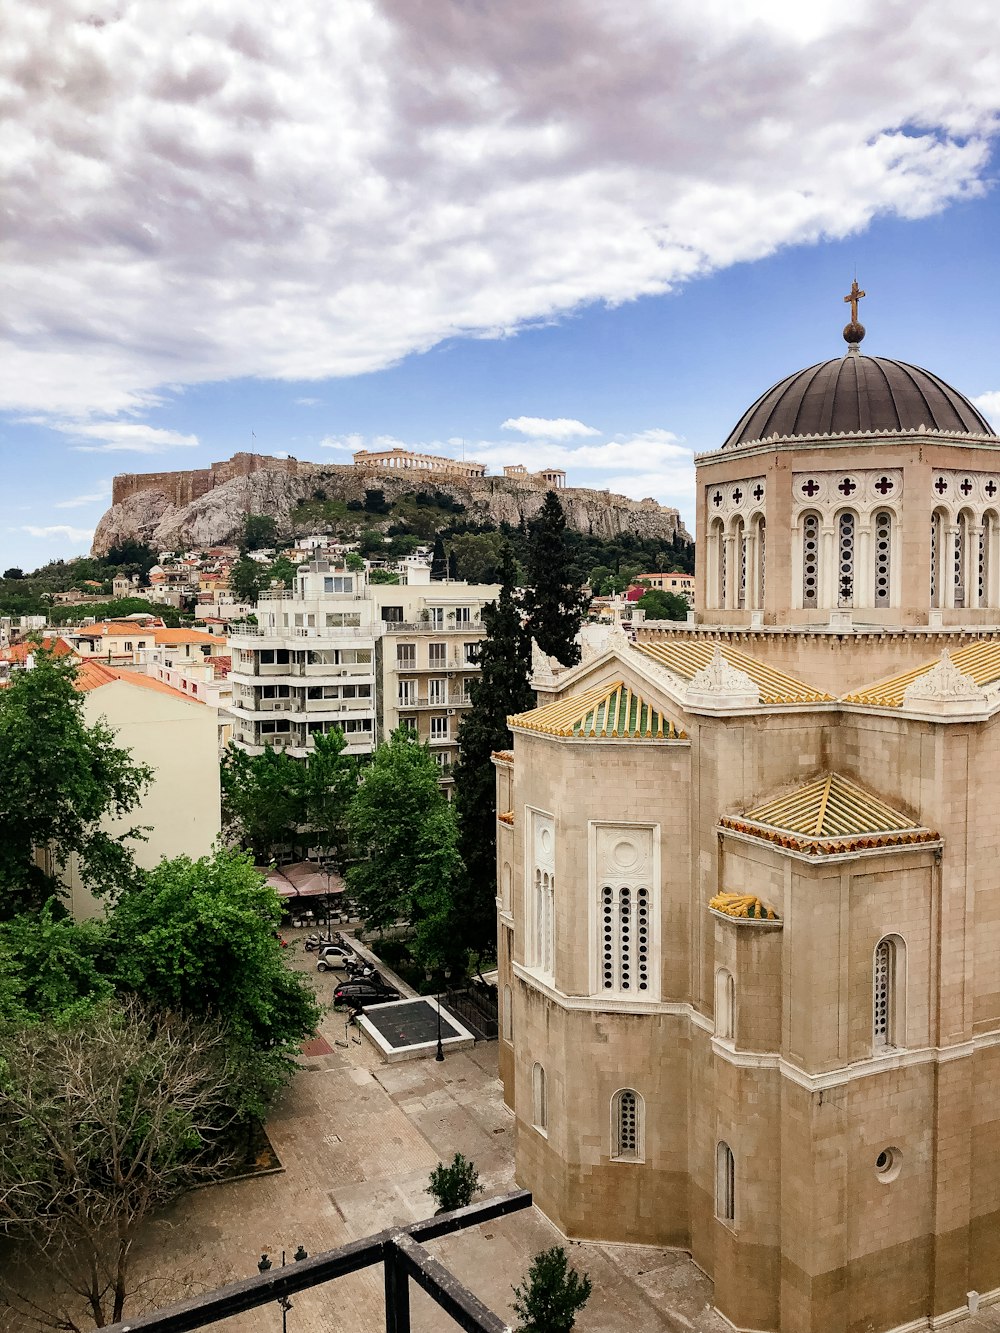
[2,567,23,580]
[109,850,321,1121]
[48,596,184,628]
[636,588,689,621]
[363,488,392,514]
[241,514,279,551]
[523,492,588,666]
[301,728,358,865]
[0,902,113,1025]
[0,999,235,1330]
[347,729,464,946]
[454,547,533,962]
[449,531,506,584]
[230,555,266,602]
[511,1247,593,1333]
[0,652,153,918]
[345,551,365,572]
[431,533,448,580]
[369,568,399,584]
[104,540,157,578]
[408,803,467,972]
[586,564,615,595]
[220,743,305,862]
[266,553,300,589]
[359,529,386,557]
[426,1153,481,1213]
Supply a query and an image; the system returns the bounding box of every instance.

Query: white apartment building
[227,562,377,758]
[371,581,500,781]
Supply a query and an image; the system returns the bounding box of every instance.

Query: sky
[3,0,1000,572]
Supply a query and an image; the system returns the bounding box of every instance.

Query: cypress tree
[523,490,588,666]
[430,533,448,580]
[453,546,534,963]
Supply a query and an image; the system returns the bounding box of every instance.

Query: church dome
[723,354,995,448]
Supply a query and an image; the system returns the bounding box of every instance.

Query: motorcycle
[304,932,337,952]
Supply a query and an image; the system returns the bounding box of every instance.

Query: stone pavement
[126,931,732,1333]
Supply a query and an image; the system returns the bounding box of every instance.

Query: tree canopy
[636,587,689,621]
[453,546,534,961]
[523,491,588,666]
[0,652,152,918]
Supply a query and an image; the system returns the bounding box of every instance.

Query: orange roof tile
[74,662,201,703]
[0,637,77,663]
[152,628,226,645]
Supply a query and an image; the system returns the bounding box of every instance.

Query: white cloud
[54,481,112,509]
[502,417,601,439]
[3,2,1000,417]
[66,423,199,453]
[972,392,1000,429]
[295,397,322,406]
[22,524,94,543]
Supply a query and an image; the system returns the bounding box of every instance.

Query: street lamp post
[426,965,452,1062]
[257,1244,309,1333]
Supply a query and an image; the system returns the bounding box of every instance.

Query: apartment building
[227,562,378,758]
[371,581,500,781]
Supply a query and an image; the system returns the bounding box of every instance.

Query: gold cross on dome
[844,279,865,322]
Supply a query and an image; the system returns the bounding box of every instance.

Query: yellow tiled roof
[635,640,833,705]
[843,641,1000,707]
[719,773,938,855]
[509,680,686,740]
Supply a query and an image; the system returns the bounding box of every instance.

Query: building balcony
[396,698,471,711]
[382,619,484,634]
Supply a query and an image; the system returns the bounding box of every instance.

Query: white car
[315,945,356,972]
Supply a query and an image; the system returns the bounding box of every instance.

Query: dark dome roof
[724,354,995,448]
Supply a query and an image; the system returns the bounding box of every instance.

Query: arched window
[502,984,513,1042]
[531,812,554,979]
[716,1142,735,1224]
[715,968,735,1040]
[611,1089,644,1162]
[532,1063,547,1133]
[873,510,892,608]
[873,935,906,1050]
[733,518,747,610]
[802,512,820,608]
[837,510,856,607]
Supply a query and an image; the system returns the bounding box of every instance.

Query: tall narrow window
[873,935,905,1050]
[719,528,728,607]
[873,510,892,608]
[530,812,555,979]
[955,516,967,609]
[756,518,766,607]
[600,884,650,994]
[979,524,989,607]
[612,1089,644,1161]
[837,511,855,606]
[802,512,820,608]
[532,1063,547,1132]
[715,968,735,1040]
[735,519,747,610]
[930,510,943,607]
[502,984,513,1042]
[716,1142,735,1224]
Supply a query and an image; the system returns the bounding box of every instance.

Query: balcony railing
[382,619,484,633]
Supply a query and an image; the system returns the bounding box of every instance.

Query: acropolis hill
[92,451,689,555]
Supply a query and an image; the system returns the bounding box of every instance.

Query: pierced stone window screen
[600,884,650,994]
[980,525,988,607]
[594,826,656,1000]
[612,1089,644,1162]
[716,1142,735,1224]
[802,512,820,608]
[532,1062,547,1132]
[873,935,905,1050]
[873,511,892,608]
[955,517,967,609]
[502,984,513,1042]
[837,510,855,607]
[715,968,735,1040]
[719,529,727,607]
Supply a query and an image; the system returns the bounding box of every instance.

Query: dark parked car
[333,976,400,1010]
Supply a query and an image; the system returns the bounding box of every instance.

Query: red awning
[259,861,345,898]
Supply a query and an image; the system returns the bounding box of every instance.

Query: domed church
[494,286,1000,1333]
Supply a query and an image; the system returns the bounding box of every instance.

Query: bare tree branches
[0,999,237,1330]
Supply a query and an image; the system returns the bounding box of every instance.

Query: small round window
[875,1147,902,1183]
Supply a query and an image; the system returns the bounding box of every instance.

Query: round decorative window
[875,1147,902,1182]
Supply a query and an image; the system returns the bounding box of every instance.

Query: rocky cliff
[92,455,690,555]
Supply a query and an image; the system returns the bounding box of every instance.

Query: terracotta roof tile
[510,680,686,740]
[635,639,833,705]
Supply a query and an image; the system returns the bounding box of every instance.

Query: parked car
[315,945,356,972]
[333,976,400,1010]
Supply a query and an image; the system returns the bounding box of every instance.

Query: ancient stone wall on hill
[111,453,310,507]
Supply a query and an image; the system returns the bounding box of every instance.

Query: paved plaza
[91,933,1000,1333]
[118,931,725,1333]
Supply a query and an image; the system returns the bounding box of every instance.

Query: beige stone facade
[496,340,1000,1333]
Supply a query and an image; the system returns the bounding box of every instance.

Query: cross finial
[843,279,865,323]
